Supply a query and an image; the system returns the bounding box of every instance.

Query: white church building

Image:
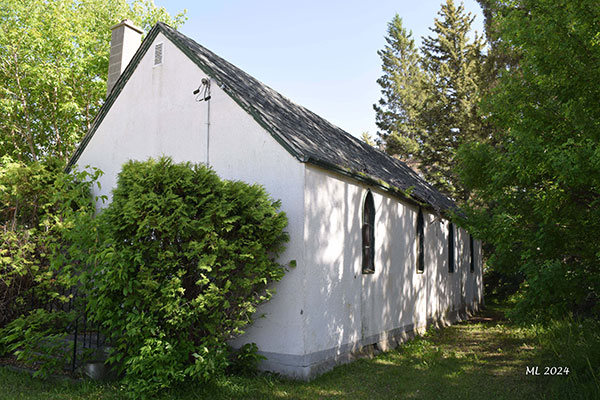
[67,20,483,379]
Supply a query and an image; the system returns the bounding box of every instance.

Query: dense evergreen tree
[419,0,485,200]
[374,0,485,201]
[373,15,426,170]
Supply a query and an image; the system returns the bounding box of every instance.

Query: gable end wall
[74,32,307,358]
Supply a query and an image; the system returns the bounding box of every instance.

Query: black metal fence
[70,310,105,372]
[36,285,107,373]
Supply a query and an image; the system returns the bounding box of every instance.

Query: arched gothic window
[448,222,455,273]
[470,234,475,273]
[416,208,425,273]
[362,190,375,274]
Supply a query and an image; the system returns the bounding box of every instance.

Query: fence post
[72,317,78,373]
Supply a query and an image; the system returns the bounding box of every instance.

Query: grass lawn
[0,304,595,399]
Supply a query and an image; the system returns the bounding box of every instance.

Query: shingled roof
[67,22,456,213]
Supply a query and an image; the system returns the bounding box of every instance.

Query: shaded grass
[0,368,124,400]
[1,303,597,399]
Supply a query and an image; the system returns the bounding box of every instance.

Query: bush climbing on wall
[88,157,290,397]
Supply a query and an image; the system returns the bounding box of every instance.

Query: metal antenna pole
[206,90,210,166]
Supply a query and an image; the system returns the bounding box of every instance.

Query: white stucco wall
[302,165,483,359]
[74,33,307,357]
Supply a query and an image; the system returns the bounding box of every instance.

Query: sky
[153,0,484,139]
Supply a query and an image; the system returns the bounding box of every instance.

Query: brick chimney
[107,19,143,95]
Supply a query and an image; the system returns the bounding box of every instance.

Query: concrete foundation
[259,302,483,380]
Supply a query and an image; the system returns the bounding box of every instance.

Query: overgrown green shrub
[88,157,289,397]
[0,156,102,374]
[456,1,600,321]
[227,343,266,376]
[2,309,77,376]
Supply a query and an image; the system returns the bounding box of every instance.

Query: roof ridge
[159,22,370,153]
[162,26,455,212]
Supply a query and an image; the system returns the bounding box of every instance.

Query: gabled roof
[67,22,456,214]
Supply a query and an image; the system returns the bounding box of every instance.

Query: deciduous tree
[0,0,186,162]
[458,0,600,320]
